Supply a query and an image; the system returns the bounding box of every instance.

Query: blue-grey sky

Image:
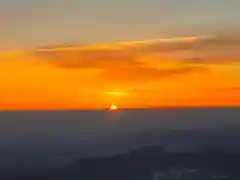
[1,0,240,48]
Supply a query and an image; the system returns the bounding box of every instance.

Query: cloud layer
[0,35,239,109]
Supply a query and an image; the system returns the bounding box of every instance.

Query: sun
[109,105,118,111]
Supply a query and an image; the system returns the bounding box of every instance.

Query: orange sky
[0,36,239,109]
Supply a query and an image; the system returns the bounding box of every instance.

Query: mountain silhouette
[9,146,240,180]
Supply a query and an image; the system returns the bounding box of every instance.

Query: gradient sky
[0,0,240,109]
[1,36,240,109]
[1,0,240,49]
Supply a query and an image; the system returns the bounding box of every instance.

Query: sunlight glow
[109,105,118,111]
[105,91,127,96]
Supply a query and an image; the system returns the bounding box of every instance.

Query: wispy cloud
[34,34,240,68]
[97,66,206,84]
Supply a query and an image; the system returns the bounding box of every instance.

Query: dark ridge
[10,146,240,180]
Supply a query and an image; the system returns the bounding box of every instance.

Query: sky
[0,36,239,109]
[1,0,240,49]
[0,0,240,109]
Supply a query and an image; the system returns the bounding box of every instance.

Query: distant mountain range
[10,146,240,180]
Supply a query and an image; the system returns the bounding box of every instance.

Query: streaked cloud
[34,35,240,68]
[34,49,139,69]
[97,66,206,84]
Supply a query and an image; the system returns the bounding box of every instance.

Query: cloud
[29,35,240,89]
[33,49,140,69]
[182,57,240,65]
[33,34,240,71]
[32,38,210,86]
[96,66,206,85]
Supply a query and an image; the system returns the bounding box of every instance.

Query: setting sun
[109,105,118,111]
